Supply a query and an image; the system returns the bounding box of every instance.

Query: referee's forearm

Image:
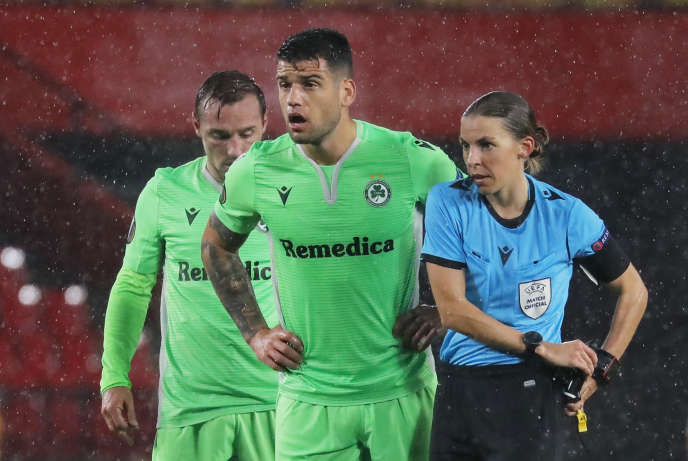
[600,263,648,360]
[439,299,526,355]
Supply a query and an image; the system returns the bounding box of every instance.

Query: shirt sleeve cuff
[421,253,467,270]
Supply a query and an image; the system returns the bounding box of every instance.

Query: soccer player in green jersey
[100,71,279,461]
[202,29,459,460]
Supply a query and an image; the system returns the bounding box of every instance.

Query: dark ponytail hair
[463,91,549,175]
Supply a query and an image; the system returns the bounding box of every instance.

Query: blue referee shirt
[422,174,609,366]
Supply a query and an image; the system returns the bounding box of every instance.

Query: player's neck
[205,163,225,184]
[301,117,357,165]
[485,174,529,219]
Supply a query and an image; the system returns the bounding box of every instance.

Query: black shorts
[430,359,566,461]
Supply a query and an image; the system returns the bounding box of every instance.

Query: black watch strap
[593,348,621,384]
[522,331,542,355]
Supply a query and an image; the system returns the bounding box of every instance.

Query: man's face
[193,94,266,182]
[276,58,348,145]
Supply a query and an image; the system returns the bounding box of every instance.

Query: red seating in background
[0,333,22,389]
[58,332,102,389]
[1,289,44,338]
[0,265,27,299]
[42,289,90,340]
[15,331,62,388]
[0,246,160,459]
[3,392,49,458]
[48,394,89,456]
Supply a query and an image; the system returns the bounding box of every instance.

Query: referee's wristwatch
[522,331,543,355]
[593,348,621,384]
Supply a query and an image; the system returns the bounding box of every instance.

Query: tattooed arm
[202,212,303,371]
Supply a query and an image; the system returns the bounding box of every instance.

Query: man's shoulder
[225,136,293,185]
[359,120,442,151]
[247,134,293,159]
[358,120,414,146]
[151,156,204,186]
[136,156,205,207]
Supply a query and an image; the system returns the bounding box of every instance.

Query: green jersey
[215,121,458,405]
[119,156,278,427]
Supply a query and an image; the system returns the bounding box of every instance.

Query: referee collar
[479,176,536,229]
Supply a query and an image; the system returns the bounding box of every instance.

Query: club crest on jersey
[364,179,391,207]
[519,277,551,319]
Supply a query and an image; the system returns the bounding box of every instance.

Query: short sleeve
[567,199,607,259]
[213,153,260,235]
[406,136,460,204]
[122,175,163,274]
[421,185,466,269]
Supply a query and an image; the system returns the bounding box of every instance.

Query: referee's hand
[393,304,445,351]
[101,386,139,446]
[565,376,599,416]
[537,339,598,376]
[249,326,304,372]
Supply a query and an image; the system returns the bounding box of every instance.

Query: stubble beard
[288,113,340,146]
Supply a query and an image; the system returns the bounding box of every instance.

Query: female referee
[422,91,647,460]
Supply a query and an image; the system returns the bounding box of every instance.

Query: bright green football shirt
[115,156,278,427]
[215,121,459,405]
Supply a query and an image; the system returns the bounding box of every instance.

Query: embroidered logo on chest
[519,277,551,319]
[364,178,391,207]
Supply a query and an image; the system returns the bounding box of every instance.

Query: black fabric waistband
[436,359,553,378]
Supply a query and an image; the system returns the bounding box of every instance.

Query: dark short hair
[277,28,353,77]
[194,70,266,121]
[464,91,549,175]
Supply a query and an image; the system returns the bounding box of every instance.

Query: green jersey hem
[157,402,277,429]
[276,363,437,407]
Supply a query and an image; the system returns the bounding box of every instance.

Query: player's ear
[262,113,268,135]
[518,136,535,160]
[340,77,356,108]
[192,111,201,137]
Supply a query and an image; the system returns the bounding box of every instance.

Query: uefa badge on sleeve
[364,179,391,207]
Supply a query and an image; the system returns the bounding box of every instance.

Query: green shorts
[153,410,275,461]
[275,383,436,461]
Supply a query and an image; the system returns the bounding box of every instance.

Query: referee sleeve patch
[421,253,467,270]
[575,235,630,284]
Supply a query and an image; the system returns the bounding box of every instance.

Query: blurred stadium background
[1,1,686,460]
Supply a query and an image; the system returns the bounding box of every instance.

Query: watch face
[523,331,543,354]
[524,331,543,345]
